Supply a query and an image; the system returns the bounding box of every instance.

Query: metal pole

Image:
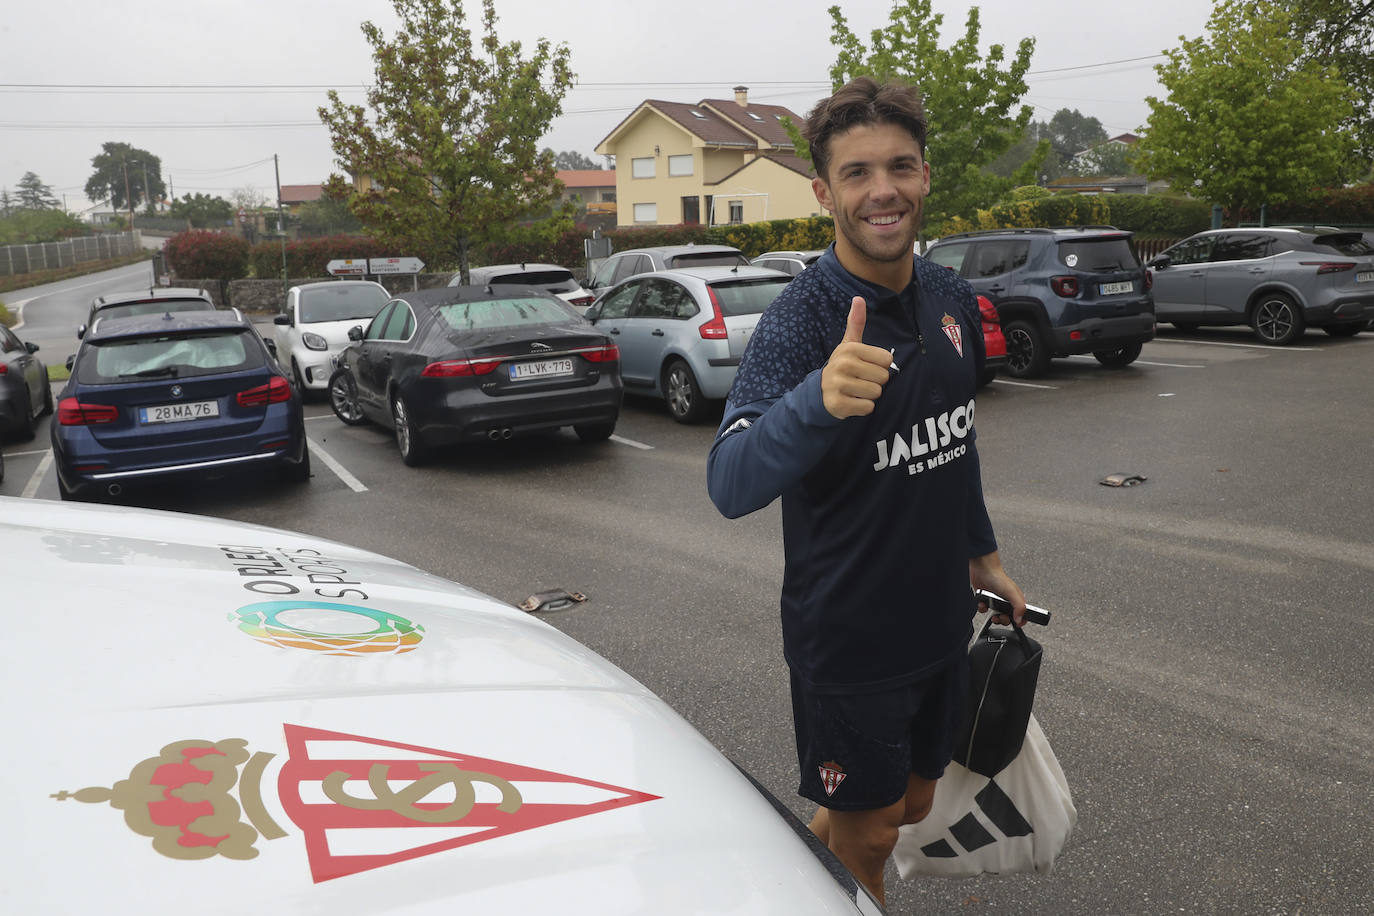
[122,157,134,229]
[274,154,288,300]
[141,162,151,212]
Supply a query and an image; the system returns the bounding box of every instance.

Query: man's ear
[812,176,833,212]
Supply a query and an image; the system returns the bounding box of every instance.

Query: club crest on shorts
[941,313,964,357]
[818,760,847,797]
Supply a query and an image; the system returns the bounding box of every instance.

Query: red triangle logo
[277,724,660,882]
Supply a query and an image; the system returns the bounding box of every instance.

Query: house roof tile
[557,169,616,188]
[698,98,805,149]
[279,184,324,204]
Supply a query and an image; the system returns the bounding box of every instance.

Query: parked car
[450,263,596,308]
[976,294,1008,387]
[79,286,217,340]
[583,266,790,423]
[328,285,622,465]
[0,323,52,440]
[51,309,309,501]
[272,280,391,398]
[1,495,883,915]
[1147,226,1374,344]
[586,244,751,296]
[924,227,1156,378]
[751,249,827,276]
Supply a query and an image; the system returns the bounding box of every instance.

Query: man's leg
[810,772,936,906]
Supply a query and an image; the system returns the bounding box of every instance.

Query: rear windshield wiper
[127,366,180,378]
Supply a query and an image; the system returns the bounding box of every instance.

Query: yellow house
[595,86,819,228]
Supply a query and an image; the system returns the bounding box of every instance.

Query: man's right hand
[821,297,894,419]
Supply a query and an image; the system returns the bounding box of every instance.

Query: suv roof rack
[937,225,1125,241]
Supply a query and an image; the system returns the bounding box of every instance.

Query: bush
[1230,184,1374,227]
[1103,195,1211,237]
[164,230,250,281]
[706,216,835,257]
[248,235,404,279]
[939,193,1210,238]
[0,209,89,245]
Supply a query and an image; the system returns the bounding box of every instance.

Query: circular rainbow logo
[230,600,424,655]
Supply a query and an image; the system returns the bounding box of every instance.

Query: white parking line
[991,378,1058,389]
[1151,337,1317,352]
[610,434,654,450]
[309,436,368,492]
[1066,354,1203,369]
[22,450,53,499]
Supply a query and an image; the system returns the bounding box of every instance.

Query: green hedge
[1230,184,1374,227]
[940,193,1212,238]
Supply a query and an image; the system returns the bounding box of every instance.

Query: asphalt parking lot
[5,269,1374,913]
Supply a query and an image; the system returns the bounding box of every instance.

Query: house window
[729,201,743,224]
[633,202,657,223]
[668,155,693,177]
[690,109,708,119]
[632,157,655,179]
[681,196,700,225]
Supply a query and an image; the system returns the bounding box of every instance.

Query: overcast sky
[1,0,1215,215]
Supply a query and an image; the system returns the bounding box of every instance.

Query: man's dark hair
[803,77,928,180]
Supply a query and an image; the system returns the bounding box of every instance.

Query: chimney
[734,85,748,107]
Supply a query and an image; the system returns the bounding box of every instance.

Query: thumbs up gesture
[821,297,894,419]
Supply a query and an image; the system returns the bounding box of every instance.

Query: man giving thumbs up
[706,77,1024,908]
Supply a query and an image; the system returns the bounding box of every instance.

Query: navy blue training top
[706,246,997,693]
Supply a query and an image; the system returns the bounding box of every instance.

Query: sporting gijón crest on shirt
[819,760,847,797]
[941,313,964,358]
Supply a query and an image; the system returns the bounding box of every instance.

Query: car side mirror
[25,341,39,354]
[348,326,364,341]
[273,314,290,326]
[77,324,87,340]
[66,354,75,372]
[264,339,278,359]
[1148,255,1171,269]
[583,306,599,321]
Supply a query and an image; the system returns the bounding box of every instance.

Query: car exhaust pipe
[501,428,513,440]
[487,427,514,440]
[488,428,502,440]
[107,483,122,497]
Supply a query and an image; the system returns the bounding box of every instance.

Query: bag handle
[974,615,1036,654]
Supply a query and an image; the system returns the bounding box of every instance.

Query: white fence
[0,231,141,278]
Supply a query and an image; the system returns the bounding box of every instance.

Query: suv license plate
[1100,281,1134,296]
[510,358,574,380]
[1357,270,1373,283]
[140,400,220,424]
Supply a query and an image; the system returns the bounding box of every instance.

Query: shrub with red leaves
[165,230,250,281]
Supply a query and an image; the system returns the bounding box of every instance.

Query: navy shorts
[790,654,969,811]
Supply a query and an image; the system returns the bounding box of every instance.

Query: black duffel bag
[954,617,1043,777]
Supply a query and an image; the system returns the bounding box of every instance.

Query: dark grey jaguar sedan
[328,285,623,465]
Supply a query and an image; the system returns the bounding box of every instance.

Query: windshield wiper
[128,366,179,378]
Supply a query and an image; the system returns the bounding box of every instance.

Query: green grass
[48,364,71,383]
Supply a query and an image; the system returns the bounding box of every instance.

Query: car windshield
[1056,238,1139,271]
[81,330,257,382]
[300,285,389,323]
[488,270,579,293]
[94,299,213,323]
[708,277,790,315]
[435,296,572,330]
[666,252,749,269]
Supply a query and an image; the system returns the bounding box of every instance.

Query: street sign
[326,259,369,277]
[368,257,425,275]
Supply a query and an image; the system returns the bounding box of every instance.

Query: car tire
[1171,321,1200,332]
[41,376,54,415]
[1003,320,1050,378]
[281,442,312,483]
[1250,293,1304,345]
[328,369,368,426]
[574,420,617,442]
[1322,321,1364,338]
[391,394,430,466]
[13,389,36,441]
[663,358,708,424]
[1092,343,1143,368]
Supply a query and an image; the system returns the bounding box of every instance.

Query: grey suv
[925,227,1155,378]
[587,244,749,296]
[1147,227,1374,344]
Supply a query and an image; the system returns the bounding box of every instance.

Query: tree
[16,172,59,210]
[1046,109,1107,162]
[823,0,1041,233]
[168,192,234,228]
[85,142,165,212]
[0,188,15,218]
[296,195,362,236]
[231,185,269,214]
[989,109,1108,181]
[319,0,576,283]
[1136,0,1358,214]
[1068,140,1137,177]
[549,149,600,170]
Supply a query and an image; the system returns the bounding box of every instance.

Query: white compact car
[2,496,880,915]
[272,280,391,396]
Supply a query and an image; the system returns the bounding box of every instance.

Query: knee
[901,780,937,825]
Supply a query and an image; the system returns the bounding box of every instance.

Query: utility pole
[121,157,134,229]
[274,153,288,299]
[140,161,151,212]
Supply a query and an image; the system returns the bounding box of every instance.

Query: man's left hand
[969,551,1026,626]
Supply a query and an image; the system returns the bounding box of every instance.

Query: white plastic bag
[892,714,1075,878]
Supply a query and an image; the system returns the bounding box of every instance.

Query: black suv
[925,227,1155,377]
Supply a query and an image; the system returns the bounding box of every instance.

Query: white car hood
[1,498,873,915]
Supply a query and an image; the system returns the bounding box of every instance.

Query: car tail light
[579,344,620,363]
[1144,270,1153,290]
[422,357,504,377]
[237,376,292,407]
[0,364,7,375]
[977,295,999,325]
[1299,261,1355,274]
[58,397,118,426]
[1050,276,1080,297]
[567,295,595,307]
[700,288,728,339]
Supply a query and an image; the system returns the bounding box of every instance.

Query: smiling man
[706,77,1025,906]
